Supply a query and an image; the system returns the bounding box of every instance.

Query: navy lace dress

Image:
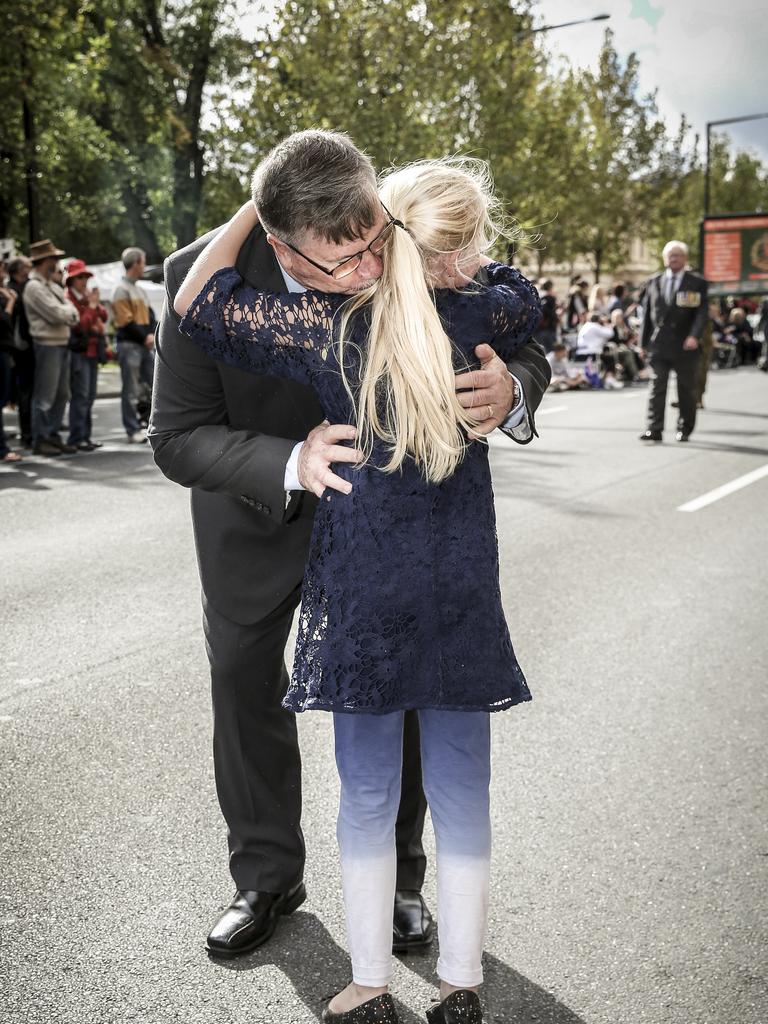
[179,262,540,714]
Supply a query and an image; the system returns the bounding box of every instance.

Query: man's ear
[266,233,293,272]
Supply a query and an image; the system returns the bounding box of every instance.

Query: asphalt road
[1,367,767,1024]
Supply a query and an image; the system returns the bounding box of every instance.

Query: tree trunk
[593,247,603,283]
[20,45,40,245]
[120,180,163,263]
[171,0,217,248]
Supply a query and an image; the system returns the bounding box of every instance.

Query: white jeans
[333,710,492,987]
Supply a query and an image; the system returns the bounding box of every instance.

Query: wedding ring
[487,404,494,419]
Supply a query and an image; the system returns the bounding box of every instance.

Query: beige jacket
[23,270,78,345]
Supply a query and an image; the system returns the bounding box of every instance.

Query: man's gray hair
[122,246,146,270]
[252,129,379,244]
[8,256,31,277]
[662,239,688,259]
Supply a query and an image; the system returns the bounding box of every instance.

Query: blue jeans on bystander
[68,353,99,445]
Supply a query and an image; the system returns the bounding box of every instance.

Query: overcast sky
[533,0,768,158]
[244,1,768,158]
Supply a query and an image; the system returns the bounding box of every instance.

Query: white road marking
[538,405,568,416]
[677,463,768,512]
[620,390,647,399]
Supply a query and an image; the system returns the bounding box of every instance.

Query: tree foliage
[2,2,766,274]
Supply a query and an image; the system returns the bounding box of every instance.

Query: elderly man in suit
[149,130,551,960]
[639,240,708,443]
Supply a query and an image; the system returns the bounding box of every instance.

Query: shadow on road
[684,441,768,457]
[0,448,160,493]
[213,910,586,1024]
[702,407,768,420]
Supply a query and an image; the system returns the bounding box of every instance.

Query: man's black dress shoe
[322,993,399,1023]
[205,882,306,958]
[675,431,690,442]
[639,430,663,442]
[393,889,434,952]
[426,990,483,1023]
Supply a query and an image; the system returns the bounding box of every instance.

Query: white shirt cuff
[284,441,305,491]
[502,373,526,429]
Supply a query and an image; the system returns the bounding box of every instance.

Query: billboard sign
[702,213,768,295]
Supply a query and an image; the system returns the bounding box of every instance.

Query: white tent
[87,262,166,321]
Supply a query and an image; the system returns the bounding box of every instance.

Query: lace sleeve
[483,262,543,362]
[177,266,337,385]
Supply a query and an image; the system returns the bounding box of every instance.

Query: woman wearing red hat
[65,259,108,451]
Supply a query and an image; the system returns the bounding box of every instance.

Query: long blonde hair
[338,158,508,483]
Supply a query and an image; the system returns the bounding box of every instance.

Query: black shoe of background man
[205,882,306,958]
[32,440,62,457]
[322,994,400,1023]
[639,430,663,442]
[76,442,96,452]
[675,431,690,442]
[393,889,434,953]
[426,989,483,1024]
[48,436,78,454]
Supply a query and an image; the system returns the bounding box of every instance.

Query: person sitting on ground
[725,308,759,364]
[546,342,585,391]
[574,313,623,389]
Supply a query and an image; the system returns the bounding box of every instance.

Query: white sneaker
[604,377,624,390]
[128,429,147,444]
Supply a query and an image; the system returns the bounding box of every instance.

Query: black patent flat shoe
[322,993,399,1022]
[426,990,483,1024]
[393,889,434,952]
[205,882,306,958]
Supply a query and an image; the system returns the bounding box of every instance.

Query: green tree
[567,30,668,281]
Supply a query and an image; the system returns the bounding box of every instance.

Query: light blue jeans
[32,344,70,443]
[334,710,492,988]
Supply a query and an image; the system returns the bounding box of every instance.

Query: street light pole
[521,13,611,38]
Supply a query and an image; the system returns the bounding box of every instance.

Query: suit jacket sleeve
[148,256,297,525]
[499,339,551,444]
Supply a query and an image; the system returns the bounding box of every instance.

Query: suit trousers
[202,588,428,893]
[647,347,700,435]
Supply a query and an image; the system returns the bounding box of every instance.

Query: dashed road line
[677,463,768,512]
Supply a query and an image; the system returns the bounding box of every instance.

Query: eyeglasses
[281,204,403,281]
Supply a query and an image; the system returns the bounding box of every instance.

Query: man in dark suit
[149,130,551,959]
[639,240,708,442]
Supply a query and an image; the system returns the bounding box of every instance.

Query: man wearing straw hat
[23,239,79,457]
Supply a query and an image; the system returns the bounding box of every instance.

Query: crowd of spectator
[537,274,767,397]
[3,247,767,466]
[0,242,156,463]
